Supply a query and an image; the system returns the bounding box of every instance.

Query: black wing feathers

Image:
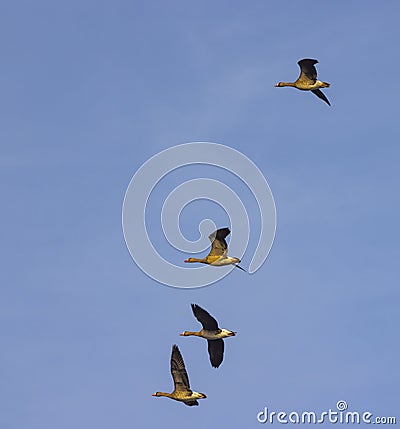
[298,58,318,81]
[170,345,191,393]
[311,89,331,106]
[191,304,219,331]
[207,339,225,368]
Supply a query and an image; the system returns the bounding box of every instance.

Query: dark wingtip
[216,227,231,237]
[185,400,200,406]
[311,89,331,106]
[298,58,318,64]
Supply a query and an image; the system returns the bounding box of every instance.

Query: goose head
[221,329,237,337]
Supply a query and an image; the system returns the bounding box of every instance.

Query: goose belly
[296,80,327,90]
[209,256,239,266]
[202,329,233,340]
[201,331,224,340]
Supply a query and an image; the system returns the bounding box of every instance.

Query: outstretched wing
[207,339,225,368]
[191,303,219,330]
[183,400,199,406]
[208,227,230,256]
[297,58,318,83]
[311,89,331,106]
[170,345,192,394]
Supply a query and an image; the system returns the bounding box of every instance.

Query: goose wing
[191,303,219,330]
[170,345,192,394]
[297,58,318,83]
[311,89,331,106]
[184,400,199,406]
[207,339,225,368]
[208,227,230,256]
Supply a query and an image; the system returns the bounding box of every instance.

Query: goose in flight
[152,344,207,406]
[275,58,331,106]
[180,304,236,368]
[184,227,245,271]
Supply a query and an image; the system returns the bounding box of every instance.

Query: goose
[180,304,236,368]
[152,344,207,406]
[184,227,245,271]
[275,58,331,106]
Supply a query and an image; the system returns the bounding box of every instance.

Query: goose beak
[274,83,279,87]
[184,259,189,263]
[152,393,157,396]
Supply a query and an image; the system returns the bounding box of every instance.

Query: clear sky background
[1,1,399,428]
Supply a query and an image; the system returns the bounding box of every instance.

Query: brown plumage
[184,227,245,271]
[275,58,331,106]
[152,345,207,406]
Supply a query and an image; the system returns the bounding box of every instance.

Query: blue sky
[1,1,399,427]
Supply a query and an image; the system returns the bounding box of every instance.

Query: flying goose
[180,304,236,368]
[275,58,331,106]
[152,344,207,406]
[184,227,245,271]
